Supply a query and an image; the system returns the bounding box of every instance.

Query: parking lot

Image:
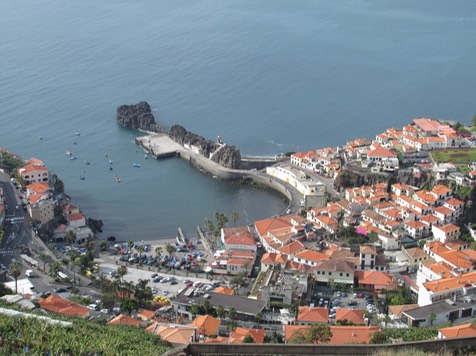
[98,263,219,299]
[311,286,380,321]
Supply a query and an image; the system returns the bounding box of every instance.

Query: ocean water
[1,1,475,240]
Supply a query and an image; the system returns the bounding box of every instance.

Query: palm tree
[49,261,61,277]
[204,218,215,236]
[8,261,22,294]
[255,311,263,325]
[137,245,145,261]
[165,244,175,258]
[69,251,80,285]
[229,211,239,227]
[228,307,236,321]
[38,252,47,272]
[65,230,76,245]
[155,246,163,260]
[127,240,134,254]
[216,305,225,320]
[117,265,127,283]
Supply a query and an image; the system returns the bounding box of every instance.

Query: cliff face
[116,102,158,132]
[169,124,242,169]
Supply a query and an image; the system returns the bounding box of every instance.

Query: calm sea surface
[1,1,475,240]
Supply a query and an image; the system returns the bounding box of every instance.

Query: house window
[340,273,343,277]
[346,273,349,277]
[328,272,331,276]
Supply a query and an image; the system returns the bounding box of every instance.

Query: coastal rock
[168,125,242,169]
[116,102,158,131]
[211,144,242,169]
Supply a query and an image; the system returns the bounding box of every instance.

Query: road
[0,171,55,272]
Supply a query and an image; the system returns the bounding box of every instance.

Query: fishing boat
[132,163,141,168]
[75,132,80,136]
[66,151,72,156]
[144,154,148,159]
[80,175,85,180]
[109,167,113,171]
[84,160,90,165]
[70,156,77,161]
[115,176,121,183]
[109,160,114,165]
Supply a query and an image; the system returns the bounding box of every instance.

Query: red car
[185,282,193,287]
[357,293,364,298]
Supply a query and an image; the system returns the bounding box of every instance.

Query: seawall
[136,134,295,210]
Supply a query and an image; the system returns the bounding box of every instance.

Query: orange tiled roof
[137,308,156,320]
[285,325,380,344]
[278,240,305,256]
[423,271,476,293]
[67,213,85,221]
[439,323,476,339]
[367,148,396,158]
[254,216,295,237]
[297,306,328,323]
[225,234,256,246]
[295,250,328,263]
[335,309,365,325]
[356,271,398,289]
[432,185,453,196]
[229,327,266,344]
[26,182,49,194]
[413,118,443,132]
[107,314,141,326]
[388,304,419,319]
[147,323,196,345]
[188,315,221,336]
[20,164,48,174]
[38,295,89,317]
[261,252,287,264]
[214,286,235,295]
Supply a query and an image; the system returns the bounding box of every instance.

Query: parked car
[54,288,68,293]
[87,304,99,311]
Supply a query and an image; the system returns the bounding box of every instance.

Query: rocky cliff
[116,101,158,132]
[168,124,242,169]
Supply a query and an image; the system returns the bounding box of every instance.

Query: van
[26,270,34,278]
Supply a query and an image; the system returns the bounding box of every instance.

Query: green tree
[370,331,388,344]
[288,331,307,344]
[227,320,237,332]
[66,230,76,245]
[165,244,175,258]
[242,334,255,343]
[305,324,332,344]
[127,240,134,254]
[155,246,163,260]
[216,305,225,320]
[368,231,378,243]
[204,218,215,236]
[38,252,47,272]
[472,114,476,128]
[121,298,139,314]
[228,307,236,320]
[429,312,436,326]
[8,261,23,294]
[49,261,62,277]
[117,265,127,283]
[229,211,239,227]
[137,245,145,262]
[215,212,229,230]
[99,241,108,251]
[255,311,263,325]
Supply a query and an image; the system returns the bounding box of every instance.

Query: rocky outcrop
[116,102,158,131]
[211,144,242,169]
[168,124,242,169]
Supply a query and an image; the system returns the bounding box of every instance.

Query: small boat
[73,141,77,145]
[85,160,90,165]
[109,160,114,165]
[109,167,113,171]
[38,135,43,140]
[144,154,148,159]
[70,156,77,161]
[80,175,85,180]
[132,163,141,168]
[115,176,121,183]
[66,151,72,156]
[75,132,80,136]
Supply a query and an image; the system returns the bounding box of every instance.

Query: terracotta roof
[433,224,460,234]
[278,241,305,256]
[335,309,365,325]
[261,252,287,264]
[214,287,235,295]
[137,308,156,321]
[423,271,476,294]
[229,327,266,344]
[20,164,48,174]
[356,271,398,289]
[26,182,49,194]
[147,323,196,345]
[359,245,377,255]
[38,295,89,317]
[285,325,380,344]
[388,304,419,319]
[67,213,85,222]
[28,157,45,166]
[404,247,429,260]
[297,306,328,323]
[439,323,476,339]
[254,216,293,237]
[107,314,141,326]
[367,148,396,158]
[444,198,463,208]
[413,118,443,132]
[405,221,426,229]
[295,250,328,263]
[188,315,221,335]
[204,336,228,343]
[225,235,256,246]
[432,185,452,196]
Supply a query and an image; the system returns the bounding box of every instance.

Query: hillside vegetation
[0,312,172,355]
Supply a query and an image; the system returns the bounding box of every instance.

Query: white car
[87,304,99,311]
